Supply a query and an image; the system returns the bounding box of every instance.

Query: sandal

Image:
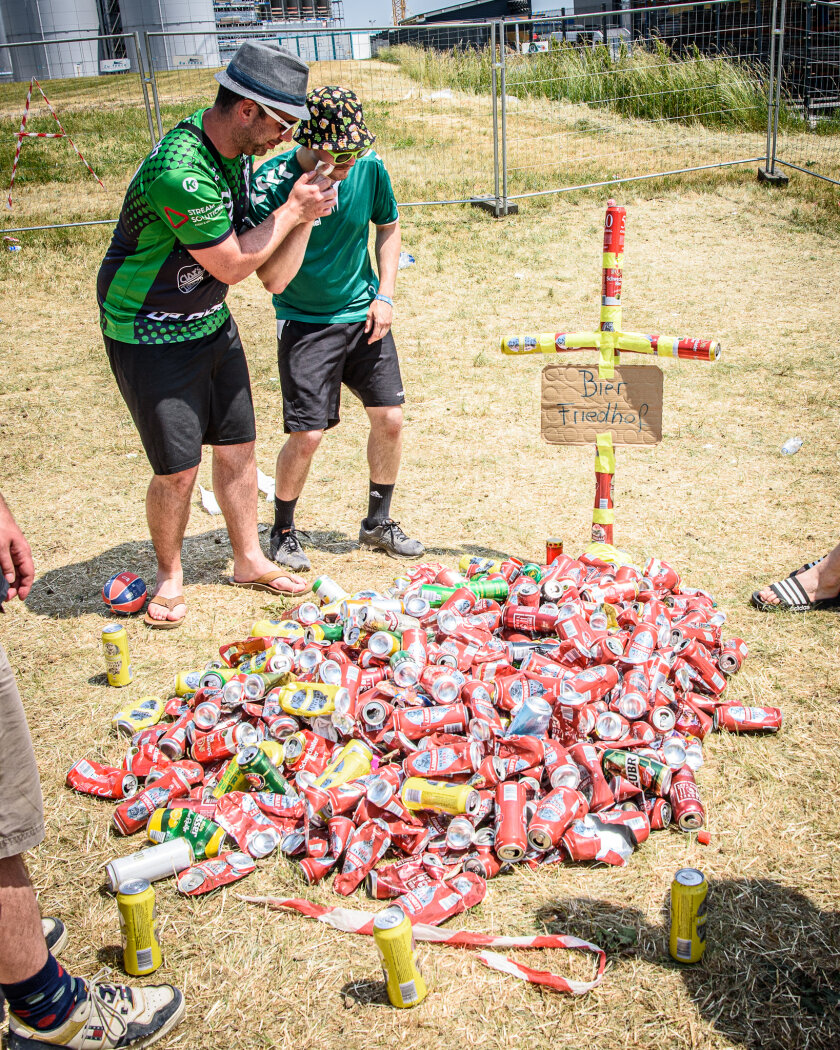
[229,571,310,597]
[790,556,826,577]
[750,574,840,613]
[144,594,186,630]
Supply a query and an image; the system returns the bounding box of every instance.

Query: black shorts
[104,315,256,475]
[277,319,405,433]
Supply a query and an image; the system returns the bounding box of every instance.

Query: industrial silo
[119,0,220,74]
[0,0,101,82]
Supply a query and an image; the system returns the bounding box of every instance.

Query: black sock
[366,481,394,526]
[273,496,298,535]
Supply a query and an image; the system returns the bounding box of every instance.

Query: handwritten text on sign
[540,364,663,446]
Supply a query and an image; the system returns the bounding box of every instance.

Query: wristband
[374,294,393,307]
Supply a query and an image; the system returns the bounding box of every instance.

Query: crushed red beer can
[69,543,778,962]
[176,852,256,895]
[67,759,137,800]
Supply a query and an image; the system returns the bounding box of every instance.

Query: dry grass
[1,110,839,1050]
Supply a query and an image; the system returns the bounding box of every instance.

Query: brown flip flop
[144,594,186,630]
[229,571,310,597]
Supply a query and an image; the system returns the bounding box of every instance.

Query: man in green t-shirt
[97,42,337,626]
[251,86,425,569]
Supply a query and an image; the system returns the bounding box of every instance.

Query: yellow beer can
[458,554,501,576]
[373,905,428,1008]
[258,739,285,767]
[117,879,162,976]
[278,681,341,718]
[112,696,164,737]
[211,755,248,798]
[669,867,708,964]
[401,777,480,816]
[251,619,307,641]
[102,624,132,687]
[314,740,372,789]
[172,671,203,696]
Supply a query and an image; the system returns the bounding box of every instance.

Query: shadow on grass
[339,978,391,1008]
[24,526,515,620]
[95,944,124,969]
[24,529,234,620]
[538,877,840,1050]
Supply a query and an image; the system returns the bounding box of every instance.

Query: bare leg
[0,855,47,985]
[365,406,403,484]
[145,468,198,622]
[212,442,306,591]
[274,430,324,503]
[755,540,840,605]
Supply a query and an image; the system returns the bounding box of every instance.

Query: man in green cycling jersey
[97,41,336,625]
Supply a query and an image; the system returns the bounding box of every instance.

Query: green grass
[379,41,801,133]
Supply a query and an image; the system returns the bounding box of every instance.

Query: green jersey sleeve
[371,159,399,227]
[249,156,295,227]
[145,166,233,249]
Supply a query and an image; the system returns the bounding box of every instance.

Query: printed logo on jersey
[145,302,226,322]
[182,176,199,193]
[221,188,233,220]
[187,202,225,227]
[164,207,190,229]
[177,264,206,294]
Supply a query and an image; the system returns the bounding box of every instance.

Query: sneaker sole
[5,992,186,1050]
[358,538,425,559]
[272,556,312,572]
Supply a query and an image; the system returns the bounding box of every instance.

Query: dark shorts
[277,319,405,433]
[104,315,256,476]
[0,643,45,860]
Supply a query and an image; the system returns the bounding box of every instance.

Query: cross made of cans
[500,200,721,546]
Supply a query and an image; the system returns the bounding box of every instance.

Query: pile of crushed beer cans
[68,547,781,921]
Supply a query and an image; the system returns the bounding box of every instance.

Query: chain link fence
[0,3,838,232]
[0,32,155,230]
[771,0,840,184]
[142,23,496,207]
[500,2,771,203]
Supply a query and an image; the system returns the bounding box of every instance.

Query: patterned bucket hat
[294,86,375,152]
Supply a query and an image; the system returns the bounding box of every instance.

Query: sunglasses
[321,145,372,164]
[257,102,298,134]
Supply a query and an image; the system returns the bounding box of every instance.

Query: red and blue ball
[102,572,147,615]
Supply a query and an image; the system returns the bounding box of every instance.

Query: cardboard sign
[541,365,662,446]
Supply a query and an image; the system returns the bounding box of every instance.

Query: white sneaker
[7,980,184,1050]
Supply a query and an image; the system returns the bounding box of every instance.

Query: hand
[0,498,34,603]
[365,298,393,345]
[286,169,338,222]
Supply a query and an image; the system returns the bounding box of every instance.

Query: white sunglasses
[257,102,299,134]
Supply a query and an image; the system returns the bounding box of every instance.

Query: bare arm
[256,218,315,293]
[189,171,336,286]
[0,493,34,603]
[365,220,401,344]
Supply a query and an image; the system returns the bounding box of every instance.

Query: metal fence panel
[499,1,770,200]
[774,0,840,184]
[144,24,497,206]
[0,33,153,230]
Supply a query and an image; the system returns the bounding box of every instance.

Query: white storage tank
[0,0,100,82]
[119,0,220,73]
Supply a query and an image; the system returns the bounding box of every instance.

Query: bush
[382,40,800,132]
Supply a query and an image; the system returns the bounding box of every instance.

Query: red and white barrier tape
[8,77,104,209]
[242,895,606,995]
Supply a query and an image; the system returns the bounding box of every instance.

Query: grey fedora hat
[214,41,310,122]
